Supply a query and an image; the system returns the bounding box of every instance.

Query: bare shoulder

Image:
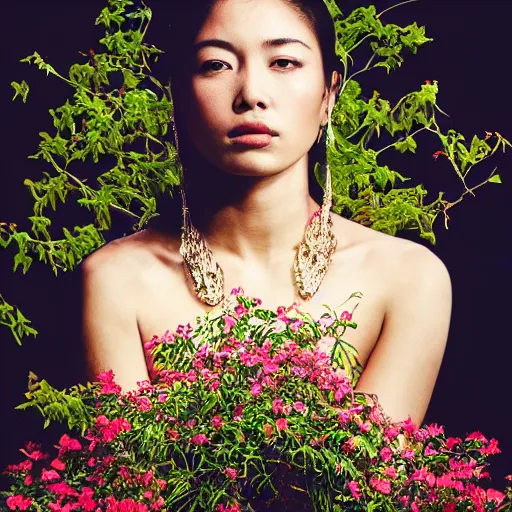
[332,214,451,288]
[81,228,173,283]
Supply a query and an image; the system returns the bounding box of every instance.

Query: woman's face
[180,0,334,177]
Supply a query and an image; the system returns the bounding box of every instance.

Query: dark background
[1,0,511,493]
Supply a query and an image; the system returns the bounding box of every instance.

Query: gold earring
[293,116,336,300]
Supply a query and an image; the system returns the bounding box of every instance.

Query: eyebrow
[193,37,312,54]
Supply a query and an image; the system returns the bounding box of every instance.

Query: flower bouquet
[2,288,511,511]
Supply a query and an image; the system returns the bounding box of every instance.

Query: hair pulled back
[150,0,340,232]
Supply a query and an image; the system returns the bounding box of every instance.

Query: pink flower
[137,396,153,412]
[424,443,439,456]
[263,361,279,374]
[250,382,262,397]
[446,437,462,450]
[340,311,352,321]
[356,419,372,433]
[380,447,393,463]
[211,416,223,429]
[6,495,33,511]
[56,434,82,456]
[370,476,391,495]
[290,319,304,332]
[486,488,506,506]
[293,401,306,413]
[347,481,361,499]
[282,404,292,415]
[224,468,238,479]
[77,487,97,511]
[383,466,398,479]
[157,393,168,403]
[401,448,415,460]
[50,458,66,471]
[233,404,244,421]
[276,418,288,433]
[426,423,444,436]
[481,438,501,455]
[466,432,488,443]
[223,315,237,334]
[319,315,335,330]
[272,398,283,415]
[41,469,61,481]
[44,482,79,497]
[191,434,210,445]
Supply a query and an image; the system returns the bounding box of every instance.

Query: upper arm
[355,244,453,427]
[81,246,150,393]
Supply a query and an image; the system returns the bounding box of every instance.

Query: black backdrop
[1,0,511,493]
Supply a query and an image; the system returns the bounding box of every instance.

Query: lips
[228,122,277,138]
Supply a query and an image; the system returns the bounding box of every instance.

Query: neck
[186,157,320,270]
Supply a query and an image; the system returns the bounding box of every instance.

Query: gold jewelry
[177,115,337,307]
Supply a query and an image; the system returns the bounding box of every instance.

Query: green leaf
[488,174,502,184]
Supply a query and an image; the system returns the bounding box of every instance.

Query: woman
[81,0,452,428]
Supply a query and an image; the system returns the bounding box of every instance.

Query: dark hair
[150,0,340,233]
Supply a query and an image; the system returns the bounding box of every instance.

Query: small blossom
[370,476,391,495]
[6,495,33,511]
[276,418,288,433]
[272,398,283,415]
[211,416,223,429]
[380,447,393,463]
[224,468,238,479]
[190,434,210,445]
[293,401,306,413]
[347,481,361,499]
[250,382,262,397]
[223,315,237,334]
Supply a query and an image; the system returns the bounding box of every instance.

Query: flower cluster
[2,289,511,511]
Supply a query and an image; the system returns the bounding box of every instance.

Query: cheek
[284,75,325,126]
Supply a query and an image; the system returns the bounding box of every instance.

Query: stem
[345,52,378,84]
[374,126,428,156]
[47,153,141,220]
[376,0,423,19]
[345,33,374,56]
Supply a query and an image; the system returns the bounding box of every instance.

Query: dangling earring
[172,120,226,306]
[293,111,337,300]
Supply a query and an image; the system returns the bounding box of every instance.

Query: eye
[272,58,302,70]
[200,60,228,73]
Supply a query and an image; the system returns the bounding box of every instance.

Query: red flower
[50,458,66,471]
[224,468,238,479]
[41,469,61,482]
[211,416,223,429]
[190,434,210,445]
[6,495,32,511]
[276,418,288,433]
[432,150,448,160]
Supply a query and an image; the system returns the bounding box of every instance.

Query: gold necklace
[179,162,337,307]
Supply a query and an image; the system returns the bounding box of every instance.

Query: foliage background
[0,0,510,493]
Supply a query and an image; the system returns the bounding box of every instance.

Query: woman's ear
[328,70,341,114]
[321,71,342,125]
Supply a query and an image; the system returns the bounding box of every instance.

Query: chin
[220,156,290,177]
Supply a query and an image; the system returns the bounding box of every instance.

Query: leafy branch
[2,0,510,345]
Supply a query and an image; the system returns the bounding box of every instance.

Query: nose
[233,64,270,113]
